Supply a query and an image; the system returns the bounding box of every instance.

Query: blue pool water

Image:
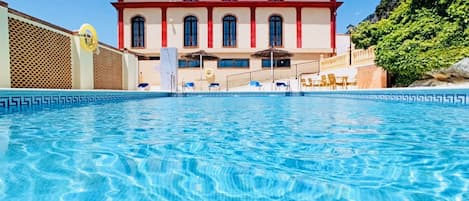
[0,96,468,201]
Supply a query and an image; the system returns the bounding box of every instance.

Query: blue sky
[5,0,380,47]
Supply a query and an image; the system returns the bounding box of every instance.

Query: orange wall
[356,64,387,89]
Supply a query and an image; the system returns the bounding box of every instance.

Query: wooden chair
[328,74,348,90]
[320,75,329,88]
[301,78,313,90]
[327,74,337,90]
[336,76,348,89]
[347,77,357,88]
[312,78,321,88]
[300,78,307,87]
[307,78,315,89]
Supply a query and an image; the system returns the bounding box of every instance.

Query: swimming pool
[0,96,468,200]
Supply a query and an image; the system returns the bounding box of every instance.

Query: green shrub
[351,0,469,86]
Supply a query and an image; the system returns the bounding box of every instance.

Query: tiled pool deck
[1,88,468,110]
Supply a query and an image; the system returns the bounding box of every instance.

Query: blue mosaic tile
[304,89,469,106]
[0,97,8,108]
[1,88,468,110]
[0,90,171,109]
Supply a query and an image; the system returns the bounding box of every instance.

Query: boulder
[409,79,450,87]
[427,72,450,81]
[442,58,469,78]
[410,58,469,87]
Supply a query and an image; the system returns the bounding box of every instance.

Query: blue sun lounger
[138,83,150,90]
[275,81,290,91]
[249,81,263,90]
[208,83,220,91]
[183,82,195,91]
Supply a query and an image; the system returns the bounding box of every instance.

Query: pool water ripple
[0,97,468,200]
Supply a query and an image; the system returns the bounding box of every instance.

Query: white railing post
[319,54,324,73]
[0,1,10,88]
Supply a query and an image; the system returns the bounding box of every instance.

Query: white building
[112,0,343,89]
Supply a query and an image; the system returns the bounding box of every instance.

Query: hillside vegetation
[363,0,401,23]
[352,0,469,86]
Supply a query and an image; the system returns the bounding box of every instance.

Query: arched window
[223,15,236,47]
[131,16,145,48]
[269,15,282,47]
[184,16,198,47]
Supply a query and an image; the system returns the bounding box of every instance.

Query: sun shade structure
[183,50,219,60]
[252,47,293,87]
[251,47,293,59]
[183,50,219,82]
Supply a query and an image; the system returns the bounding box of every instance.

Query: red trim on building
[208,7,213,48]
[118,7,124,49]
[296,7,302,48]
[112,1,343,9]
[250,7,256,48]
[330,9,336,52]
[112,1,343,50]
[330,0,337,53]
[162,7,167,47]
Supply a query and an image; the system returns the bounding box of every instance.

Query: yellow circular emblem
[204,68,215,79]
[79,24,99,52]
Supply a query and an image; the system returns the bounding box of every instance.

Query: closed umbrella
[251,47,293,86]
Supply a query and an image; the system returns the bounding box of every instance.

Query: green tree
[352,0,469,86]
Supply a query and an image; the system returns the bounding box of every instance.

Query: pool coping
[0,88,171,110]
[175,88,469,105]
[1,87,469,110]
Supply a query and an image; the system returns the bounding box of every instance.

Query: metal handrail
[225,69,267,91]
[226,69,265,78]
[225,60,319,91]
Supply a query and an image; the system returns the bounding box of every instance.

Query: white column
[71,35,94,89]
[122,51,138,90]
[160,47,178,91]
[0,2,10,88]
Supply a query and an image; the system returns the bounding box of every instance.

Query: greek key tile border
[0,91,171,109]
[1,88,468,110]
[176,89,469,106]
[303,89,469,106]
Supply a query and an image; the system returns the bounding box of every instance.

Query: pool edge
[1,87,469,110]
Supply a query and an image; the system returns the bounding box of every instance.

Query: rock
[442,58,469,78]
[429,72,450,81]
[409,80,430,87]
[409,79,450,87]
[410,58,469,87]
[447,76,467,83]
[422,72,434,79]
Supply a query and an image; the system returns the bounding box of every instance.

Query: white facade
[123,8,162,52]
[119,2,336,53]
[114,0,341,88]
[336,34,351,55]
